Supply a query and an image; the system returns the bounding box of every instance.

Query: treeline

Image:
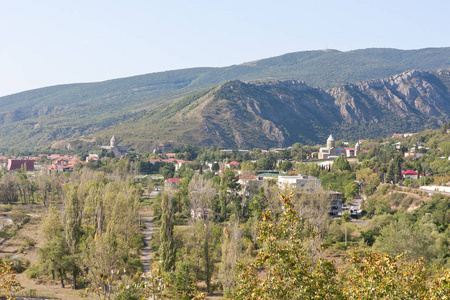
[36,170,142,295]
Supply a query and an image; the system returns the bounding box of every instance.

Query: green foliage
[320,171,356,194]
[344,182,359,200]
[280,160,293,172]
[160,194,176,272]
[341,250,430,299]
[233,193,341,299]
[333,155,351,172]
[342,211,351,222]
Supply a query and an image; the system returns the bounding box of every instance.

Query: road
[140,215,155,274]
[397,185,450,197]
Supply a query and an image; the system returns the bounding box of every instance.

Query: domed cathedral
[319,135,360,160]
[101,135,128,157]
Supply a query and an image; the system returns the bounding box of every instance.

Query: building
[44,155,79,174]
[328,192,343,216]
[7,159,34,171]
[402,170,418,180]
[149,158,191,171]
[86,154,99,162]
[277,174,321,191]
[164,177,182,189]
[318,135,360,159]
[101,135,128,157]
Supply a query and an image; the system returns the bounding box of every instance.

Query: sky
[0,0,449,97]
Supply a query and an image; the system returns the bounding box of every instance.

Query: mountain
[1,47,450,150]
[100,69,450,150]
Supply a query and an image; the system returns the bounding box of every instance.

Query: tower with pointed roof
[327,134,335,148]
[110,135,117,147]
[101,135,128,157]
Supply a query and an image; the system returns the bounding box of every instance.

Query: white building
[277,174,321,190]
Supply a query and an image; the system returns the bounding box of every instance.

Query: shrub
[0,204,12,212]
[23,237,35,248]
[25,265,41,279]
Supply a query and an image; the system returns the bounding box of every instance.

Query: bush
[5,257,30,273]
[25,265,41,279]
[342,211,351,222]
[10,210,30,224]
[23,237,35,248]
[0,204,12,212]
[388,193,406,207]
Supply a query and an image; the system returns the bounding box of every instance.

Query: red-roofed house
[7,159,34,171]
[402,170,418,180]
[165,177,182,189]
[227,161,240,168]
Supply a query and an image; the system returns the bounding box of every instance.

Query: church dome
[327,135,335,142]
[110,135,117,143]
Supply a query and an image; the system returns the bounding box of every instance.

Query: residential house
[402,170,418,180]
[86,154,99,162]
[164,177,182,189]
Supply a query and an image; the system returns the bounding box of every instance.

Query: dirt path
[140,215,156,275]
[0,215,13,230]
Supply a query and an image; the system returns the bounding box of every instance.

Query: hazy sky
[0,0,449,97]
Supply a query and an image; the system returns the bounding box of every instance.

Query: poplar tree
[160,193,176,272]
[64,185,82,289]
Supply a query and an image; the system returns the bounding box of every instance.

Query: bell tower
[110,135,117,147]
[327,135,335,148]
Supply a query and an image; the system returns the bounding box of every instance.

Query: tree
[386,156,402,184]
[333,155,351,171]
[219,218,241,296]
[256,156,275,170]
[38,236,72,288]
[341,250,429,299]
[232,193,341,299]
[280,160,293,172]
[356,168,380,195]
[211,162,220,172]
[160,193,176,272]
[218,168,240,220]
[344,182,359,200]
[64,185,82,289]
[188,175,216,220]
[0,260,23,299]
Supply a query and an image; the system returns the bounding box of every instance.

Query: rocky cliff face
[329,70,450,124]
[147,69,450,148]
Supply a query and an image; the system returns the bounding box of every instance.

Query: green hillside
[1,48,450,150]
[94,69,450,151]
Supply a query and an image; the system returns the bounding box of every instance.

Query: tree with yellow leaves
[0,260,23,300]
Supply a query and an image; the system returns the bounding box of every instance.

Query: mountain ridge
[94,68,450,150]
[2,47,450,150]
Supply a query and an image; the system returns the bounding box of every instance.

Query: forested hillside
[99,69,450,150]
[1,48,450,151]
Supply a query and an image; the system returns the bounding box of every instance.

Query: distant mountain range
[1,47,450,151]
